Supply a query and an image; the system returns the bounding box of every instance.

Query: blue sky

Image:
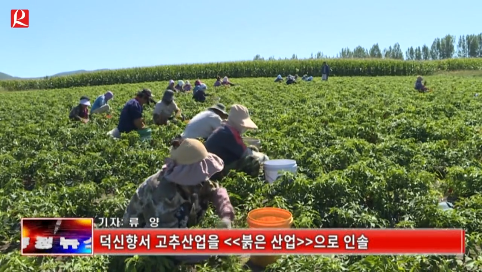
[1,0,480,78]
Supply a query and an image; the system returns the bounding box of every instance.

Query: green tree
[414,47,422,60]
[422,45,430,60]
[339,48,354,58]
[369,44,382,58]
[466,34,481,57]
[405,47,415,60]
[353,46,368,58]
[439,34,456,59]
[457,35,468,58]
[253,54,264,60]
[430,39,440,60]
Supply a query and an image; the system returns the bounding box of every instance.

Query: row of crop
[2,58,482,91]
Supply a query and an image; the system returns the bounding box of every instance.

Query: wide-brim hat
[140,88,154,98]
[228,104,257,129]
[166,139,224,185]
[208,103,228,115]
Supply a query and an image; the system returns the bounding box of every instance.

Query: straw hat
[228,104,257,129]
[170,138,209,165]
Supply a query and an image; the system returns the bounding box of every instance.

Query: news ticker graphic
[21,218,94,256]
[20,219,464,256]
[92,229,465,255]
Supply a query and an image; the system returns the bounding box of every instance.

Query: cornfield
[2,58,482,91]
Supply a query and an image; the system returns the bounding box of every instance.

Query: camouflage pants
[211,149,269,181]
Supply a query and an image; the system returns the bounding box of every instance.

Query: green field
[2,58,482,91]
[0,76,481,271]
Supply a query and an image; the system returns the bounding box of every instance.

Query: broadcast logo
[21,218,94,256]
[11,9,29,28]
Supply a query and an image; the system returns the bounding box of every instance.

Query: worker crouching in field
[90,91,114,115]
[302,74,313,81]
[193,81,209,102]
[286,74,298,85]
[222,76,236,86]
[214,76,222,87]
[274,74,284,82]
[175,80,184,92]
[111,89,154,138]
[122,138,234,264]
[69,97,91,123]
[153,90,183,125]
[167,80,176,91]
[205,104,269,181]
[183,80,192,92]
[414,76,429,93]
[181,103,228,141]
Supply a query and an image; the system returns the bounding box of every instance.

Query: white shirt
[153,101,179,116]
[182,110,223,139]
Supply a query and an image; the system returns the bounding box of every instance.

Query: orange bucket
[247,207,293,267]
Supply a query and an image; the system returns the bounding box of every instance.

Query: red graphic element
[11,10,29,28]
[92,228,465,255]
[21,218,94,256]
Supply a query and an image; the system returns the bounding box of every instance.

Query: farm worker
[69,97,91,123]
[205,104,269,181]
[181,103,229,140]
[214,76,222,87]
[175,80,184,92]
[414,76,429,92]
[121,138,234,263]
[90,91,114,115]
[115,89,154,137]
[167,80,176,91]
[302,74,313,81]
[193,79,203,91]
[183,80,192,92]
[286,74,298,85]
[274,74,283,82]
[321,62,330,81]
[193,83,209,102]
[153,90,183,125]
[222,76,236,86]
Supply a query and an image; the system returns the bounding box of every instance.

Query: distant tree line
[253,33,482,61]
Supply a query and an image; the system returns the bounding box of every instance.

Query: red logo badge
[11,9,29,28]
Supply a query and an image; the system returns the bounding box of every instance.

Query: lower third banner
[21,218,94,256]
[92,229,464,255]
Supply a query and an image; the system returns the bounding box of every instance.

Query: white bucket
[438,201,454,211]
[263,159,297,183]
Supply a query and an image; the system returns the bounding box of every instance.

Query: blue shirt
[205,124,246,166]
[118,98,143,133]
[193,89,206,102]
[414,80,423,90]
[91,95,106,112]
